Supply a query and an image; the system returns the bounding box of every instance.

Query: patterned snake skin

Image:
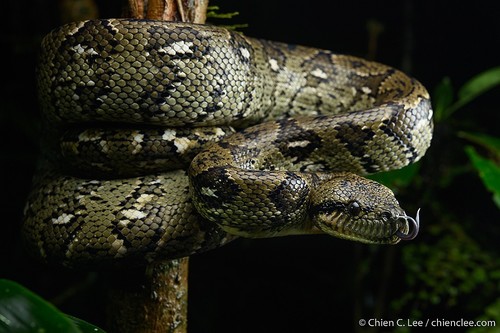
[22,19,433,268]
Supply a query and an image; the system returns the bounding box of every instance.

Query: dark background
[2,0,499,332]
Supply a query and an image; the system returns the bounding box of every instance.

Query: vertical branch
[106,1,209,332]
[126,0,209,22]
[106,260,189,333]
[126,0,144,18]
[178,0,209,23]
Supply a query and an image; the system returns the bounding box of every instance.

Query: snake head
[310,172,419,244]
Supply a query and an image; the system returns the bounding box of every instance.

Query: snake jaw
[309,174,422,245]
[312,210,405,245]
[313,208,421,244]
[395,208,420,241]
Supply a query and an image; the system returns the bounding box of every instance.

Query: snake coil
[22,19,433,268]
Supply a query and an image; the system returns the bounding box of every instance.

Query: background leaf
[68,315,107,333]
[0,279,105,333]
[459,132,500,157]
[458,67,500,103]
[433,77,454,122]
[0,279,80,333]
[464,146,500,208]
[449,67,500,114]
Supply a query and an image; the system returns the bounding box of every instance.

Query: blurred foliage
[461,133,500,208]
[0,279,105,333]
[435,67,500,209]
[469,298,500,333]
[435,67,500,123]
[376,67,500,333]
[206,5,248,30]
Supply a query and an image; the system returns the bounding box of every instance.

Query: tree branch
[106,260,189,333]
[125,0,209,22]
[106,1,209,332]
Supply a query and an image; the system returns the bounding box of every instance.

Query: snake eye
[347,201,361,216]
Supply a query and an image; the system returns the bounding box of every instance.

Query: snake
[22,19,433,268]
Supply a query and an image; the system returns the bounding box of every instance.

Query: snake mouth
[394,208,420,241]
[314,208,421,244]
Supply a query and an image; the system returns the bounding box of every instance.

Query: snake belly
[22,19,433,268]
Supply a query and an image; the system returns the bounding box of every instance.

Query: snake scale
[22,19,433,268]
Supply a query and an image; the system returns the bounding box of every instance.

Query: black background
[2,0,499,332]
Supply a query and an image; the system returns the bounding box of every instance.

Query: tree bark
[106,1,209,332]
[106,260,190,333]
[125,0,209,23]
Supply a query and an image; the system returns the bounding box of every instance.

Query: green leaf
[0,279,105,333]
[68,315,106,333]
[0,279,79,333]
[464,146,500,209]
[459,132,500,158]
[432,77,454,122]
[458,67,500,104]
[448,67,500,116]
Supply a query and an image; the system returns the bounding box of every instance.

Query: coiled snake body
[22,19,433,268]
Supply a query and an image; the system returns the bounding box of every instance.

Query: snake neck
[188,110,419,241]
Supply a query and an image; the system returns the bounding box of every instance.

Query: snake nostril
[380,212,391,221]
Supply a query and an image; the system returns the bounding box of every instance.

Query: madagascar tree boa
[22,19,433,268]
